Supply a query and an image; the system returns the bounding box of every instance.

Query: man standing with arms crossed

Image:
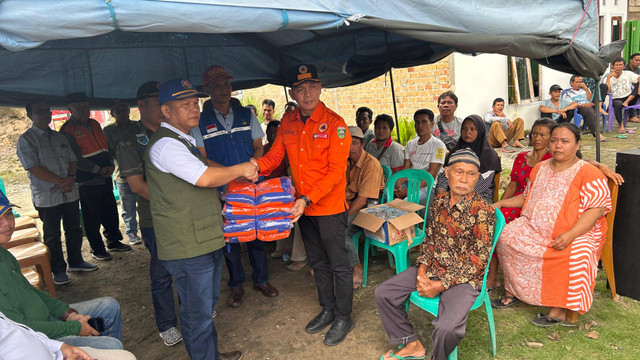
[256,64,354,346]
[113,81,182,347]
[146,78,256,360]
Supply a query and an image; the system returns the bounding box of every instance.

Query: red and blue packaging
[222,177,295,242]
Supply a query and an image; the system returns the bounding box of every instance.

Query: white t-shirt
[608,71,638,99]
[405,136,447,189]
[405,136,447,169]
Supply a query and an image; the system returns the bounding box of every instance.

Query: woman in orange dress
[493,123,611,326]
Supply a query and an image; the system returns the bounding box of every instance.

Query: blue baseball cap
[158,79,208,105]
[0,190,19,217]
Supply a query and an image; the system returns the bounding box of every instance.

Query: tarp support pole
[389,68,401,143]
[595,82,601,162]
[283,86,289,103]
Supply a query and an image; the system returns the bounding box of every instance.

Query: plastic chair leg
[483,293,497,356]
[351,231,361,260]
[388,251,395,269]
[363,240,370,287]
[448,347,458,360]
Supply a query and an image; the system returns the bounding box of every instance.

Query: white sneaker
[159,327,183,346]
[128,234,142,245]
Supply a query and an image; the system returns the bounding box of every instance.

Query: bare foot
[513,140,525,148]
[353,264,363,289]
[381,341,426,360]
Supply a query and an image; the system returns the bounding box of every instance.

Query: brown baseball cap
[203,65,234,86]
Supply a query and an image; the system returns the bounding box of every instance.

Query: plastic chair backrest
[384,169,434,235]
[380,165,392,203]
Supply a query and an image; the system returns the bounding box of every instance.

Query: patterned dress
[500,151,552,223]
[497,160,611,313]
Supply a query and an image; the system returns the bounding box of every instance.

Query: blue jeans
[116,181,138,236]
[57,297,123,349]
[223,240,269,289]
[140,227,178,332]
[162,249,223,360]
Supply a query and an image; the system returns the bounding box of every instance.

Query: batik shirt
[416,191,496,291]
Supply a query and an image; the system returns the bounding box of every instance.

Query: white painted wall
[451,53,572,130]
[600,0,628,45]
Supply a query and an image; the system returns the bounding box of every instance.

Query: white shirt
[562,88,589,104]
[0,311,63,360]
[483,111,508,130]
[149,123,208,186]
[608,71,638,99]
[405,136,447,187]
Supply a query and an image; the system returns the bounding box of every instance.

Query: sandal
[270,250,284,258]
[491,295,520,309]
[618,129,626,134]
[487,284,501,293]
[628,129,637,134]
[286,259,308,271]
[380,349,426,360]
[530,313,577,327]
[615,135,628,139]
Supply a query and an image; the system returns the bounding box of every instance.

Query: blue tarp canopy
[0,0,619,107]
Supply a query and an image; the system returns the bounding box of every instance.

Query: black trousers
[35,200,84,274]
[298,211,353,320]
[78,183,123,252]
[612,97,627,125]
[540,110,574,124]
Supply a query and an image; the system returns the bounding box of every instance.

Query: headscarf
[445,114,501,173]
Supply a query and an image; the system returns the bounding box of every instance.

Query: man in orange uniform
[256,64,354,346]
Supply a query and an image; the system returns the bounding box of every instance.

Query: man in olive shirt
[104,100,141,245]
[113,81,182,347]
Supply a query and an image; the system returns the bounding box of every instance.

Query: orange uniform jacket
[257,102,351,216]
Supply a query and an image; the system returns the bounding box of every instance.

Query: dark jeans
[140,227,178,332]
[35,200,84,274]
[78,183,123,251]
[540,110,574,124]
[162,249,223,360]
[299,212,353,320]
[223,239,269,289]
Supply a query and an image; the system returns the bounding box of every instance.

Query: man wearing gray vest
[145,78,257,360]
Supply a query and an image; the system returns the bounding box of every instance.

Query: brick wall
[241,56,452,125]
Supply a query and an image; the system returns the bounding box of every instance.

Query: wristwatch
[299,195,311,207]
[60,308,77,321]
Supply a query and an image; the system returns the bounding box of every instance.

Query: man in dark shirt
[375,148,497,360]
[113,81,182,347]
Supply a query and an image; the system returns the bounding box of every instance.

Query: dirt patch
[2,107,639,359]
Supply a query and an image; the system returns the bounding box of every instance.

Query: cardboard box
[352,199,425,246]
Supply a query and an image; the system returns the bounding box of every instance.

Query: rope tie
[105,0,120,30]
[570,0,592,46]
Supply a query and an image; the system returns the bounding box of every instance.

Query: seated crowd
[1,59,628,360]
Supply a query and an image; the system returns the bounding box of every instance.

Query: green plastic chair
[351,164,392,257]
[362,169,434,287]
[407,210,506,360]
